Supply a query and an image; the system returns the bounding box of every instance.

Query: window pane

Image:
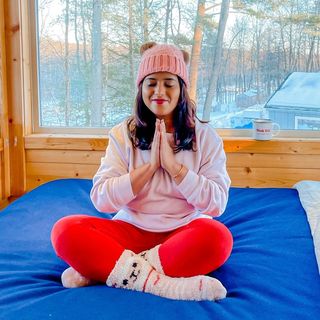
[36,0,320,130]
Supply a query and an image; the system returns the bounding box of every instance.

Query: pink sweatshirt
[90,119,231,232]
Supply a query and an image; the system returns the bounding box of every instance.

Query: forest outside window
[33,0,320,133]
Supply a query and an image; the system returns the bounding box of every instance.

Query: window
[295,116,320,130]
[31,0,320,134]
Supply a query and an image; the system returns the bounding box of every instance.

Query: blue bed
[0,179,319,319]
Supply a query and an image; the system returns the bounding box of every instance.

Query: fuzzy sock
[106,250,227,301]
[139,244,164,274]
[61,267,97,288]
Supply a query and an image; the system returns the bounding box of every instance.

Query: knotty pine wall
[24,135,320,191]
[0,140,3,203]
[0,0,9,207]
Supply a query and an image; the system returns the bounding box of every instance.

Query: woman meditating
[51,41,233,301]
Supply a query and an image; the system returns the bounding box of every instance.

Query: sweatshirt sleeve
[176,128,231,217]
[90,124,135,213]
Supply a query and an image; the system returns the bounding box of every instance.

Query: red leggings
[51,215,233,282]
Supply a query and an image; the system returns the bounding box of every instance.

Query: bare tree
[203,0,230,120]
[164,0,171,42]
[128,0,135,100]
[143,0,149,41]
[91,0,102,126]
[64,0,71,125]
[189,0,205,102]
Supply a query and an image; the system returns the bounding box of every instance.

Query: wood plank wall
[0,139,3,202]
[0,0,10,206]
[224,138,320,187]
[0,0,4,204]
[4,0,26,195]
[24,135,320,191]
[25,135,106,190]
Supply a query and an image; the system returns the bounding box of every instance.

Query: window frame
[24,0,320,139]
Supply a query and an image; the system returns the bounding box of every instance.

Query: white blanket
[294,180,320,273]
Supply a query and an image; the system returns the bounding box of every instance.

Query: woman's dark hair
[127,77,205,153]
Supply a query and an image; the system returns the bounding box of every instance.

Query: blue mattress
[0,179,319,319]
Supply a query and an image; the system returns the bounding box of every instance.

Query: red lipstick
[152,99,166,104]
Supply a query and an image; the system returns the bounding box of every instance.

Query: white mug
[252,119,280,141]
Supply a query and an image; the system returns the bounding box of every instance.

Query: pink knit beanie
[136,42,190,87]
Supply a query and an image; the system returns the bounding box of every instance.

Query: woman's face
[142,72,180,120]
